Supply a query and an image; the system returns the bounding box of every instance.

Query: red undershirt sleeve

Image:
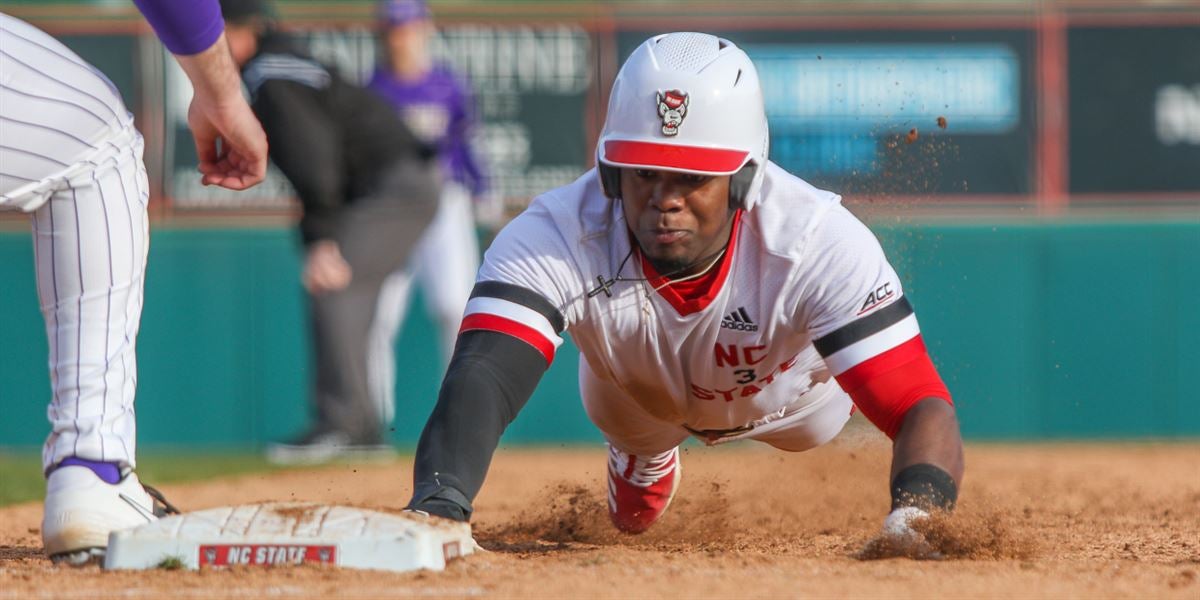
[834,335,952,439]
[813,296,952,440]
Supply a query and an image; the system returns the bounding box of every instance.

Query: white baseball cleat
[42,466,174,566]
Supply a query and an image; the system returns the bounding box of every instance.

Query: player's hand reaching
[303,240,353,293]
[856,507,943,560]
[174,33,268,190]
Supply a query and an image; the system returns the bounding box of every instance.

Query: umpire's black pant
[308,160,440,443]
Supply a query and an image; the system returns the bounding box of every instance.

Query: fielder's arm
[132,0,268,190]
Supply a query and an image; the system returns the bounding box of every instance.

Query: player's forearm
[408,331,547,521]
[888,398,964,510]
[174,33,245,108]
[891,398,964,482]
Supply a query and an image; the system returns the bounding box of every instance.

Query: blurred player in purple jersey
[364,0,486,427]
[1,0,267,565]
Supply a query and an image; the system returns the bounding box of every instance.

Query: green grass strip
[0,451,300,507]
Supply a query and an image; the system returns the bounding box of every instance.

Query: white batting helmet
[597,32,769,209]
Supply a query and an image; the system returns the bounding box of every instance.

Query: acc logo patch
[657,89,689,136]
[857,282,895,315]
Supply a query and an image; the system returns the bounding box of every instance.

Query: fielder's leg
[36,135,148,474]
[34,131,162,564]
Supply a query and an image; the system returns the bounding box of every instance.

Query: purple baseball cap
[378,0,431,26]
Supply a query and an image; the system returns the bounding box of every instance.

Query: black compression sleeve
[407,330,548,521]
[890,463,958,511]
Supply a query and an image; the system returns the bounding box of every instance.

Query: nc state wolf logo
[657,90,689,136]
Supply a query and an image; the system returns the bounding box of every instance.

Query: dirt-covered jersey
[462,161,949,434]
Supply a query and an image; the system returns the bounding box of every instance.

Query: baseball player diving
[404,33,964,552]
[1,0,267,564]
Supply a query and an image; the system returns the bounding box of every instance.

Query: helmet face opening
[596,32,770,209]
[597,160,759,210]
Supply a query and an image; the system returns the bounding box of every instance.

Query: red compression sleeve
[834,335,952,439]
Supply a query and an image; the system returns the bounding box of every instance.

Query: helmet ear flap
[599,164,622,199]
[728,162,756,209]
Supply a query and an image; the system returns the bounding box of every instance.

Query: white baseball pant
[7,127,150,473]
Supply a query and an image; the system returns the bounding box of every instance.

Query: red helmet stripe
[604,141,748,174]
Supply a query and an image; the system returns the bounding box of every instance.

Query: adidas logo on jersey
[721,307,759,332]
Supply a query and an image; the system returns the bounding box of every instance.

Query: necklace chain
[650,247,727,293]
[589,238,730,300]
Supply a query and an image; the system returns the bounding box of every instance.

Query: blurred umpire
[218,0,440,462]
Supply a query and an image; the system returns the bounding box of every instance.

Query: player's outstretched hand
[303,240,353,294]
[855,506,943,561]
[174,33,268,190]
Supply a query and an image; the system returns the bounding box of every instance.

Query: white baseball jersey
[462,161,928,434]
[2,14,150,471]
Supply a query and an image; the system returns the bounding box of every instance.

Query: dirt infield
[1,437,1197,599]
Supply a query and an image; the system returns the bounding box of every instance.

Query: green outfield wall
[1,219,1197,449]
